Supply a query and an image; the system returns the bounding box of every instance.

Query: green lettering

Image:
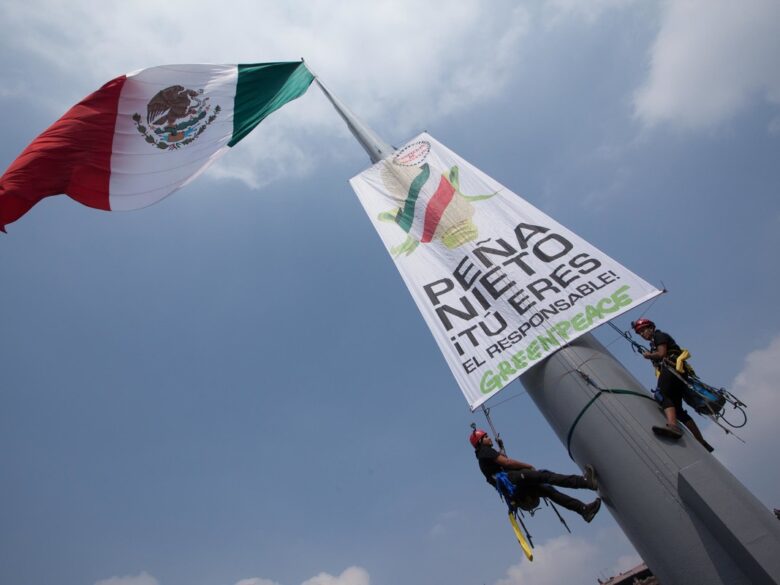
[511,351,528,369]
[480,370,502,394]
[584,303,603,326]
[498,361,517,379]
[572,313,588,331]
[611,285,632,308]
[597,297,616,314]
[539,330,560,351]
[554,321,572,340]
[527,340,541,360]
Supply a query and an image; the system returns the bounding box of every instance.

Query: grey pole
[316,80,780,584]
[313,77,394,164]
[521,333,780,585]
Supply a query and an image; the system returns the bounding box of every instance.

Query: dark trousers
[657,368,692,422]
[505,469,590,513]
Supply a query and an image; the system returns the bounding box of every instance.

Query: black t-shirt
[475,444,502,486]
[651,330,682,363]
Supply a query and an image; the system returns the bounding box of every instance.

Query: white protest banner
[350,133,662,410]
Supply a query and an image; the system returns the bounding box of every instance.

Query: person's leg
[532,485,585,513]
[654,369,683,438]
[507,469,590,490]
[676,406,712,450]
[659,369,679,426]
[682,418,714,452]
[534,485,602,522]
[669,375,690,424]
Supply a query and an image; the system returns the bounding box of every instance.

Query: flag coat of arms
[0,61,314,232]
[350,133,662,410]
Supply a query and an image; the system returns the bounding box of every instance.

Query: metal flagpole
[315,75,780,585]
[311,74,393,165]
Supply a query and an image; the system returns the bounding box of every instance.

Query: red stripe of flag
[0,75,126,232]
[421,175,455,243]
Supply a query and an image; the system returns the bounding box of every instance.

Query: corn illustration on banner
[350,133,662,410]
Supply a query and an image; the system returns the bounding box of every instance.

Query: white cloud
[493,526,643,585]
[543,0,638,24]
[299,567,370,585]
[634,0,780,130]
[709,334,780,506]
[203,109,318,190]
[94,568,368,585]
[94,572,159,585]
[235,579,282,585]
[495,534,598,585]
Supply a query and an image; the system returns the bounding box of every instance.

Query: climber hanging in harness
[630,318,716,450]
[608,320,747,440]
[628,319,747,444]
[469,423,601,560]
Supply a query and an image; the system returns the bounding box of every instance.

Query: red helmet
[632,318,655,333]
[469,429,488,448]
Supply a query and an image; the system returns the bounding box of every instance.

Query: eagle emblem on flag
[132,85,220,150]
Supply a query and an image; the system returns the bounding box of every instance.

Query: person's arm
[643,342,667,361]
[495,453,534,470]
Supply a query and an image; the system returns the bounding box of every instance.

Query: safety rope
[565,370,655,459]
[481,404,506,454]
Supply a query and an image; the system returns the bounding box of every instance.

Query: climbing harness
[606,321,748,435]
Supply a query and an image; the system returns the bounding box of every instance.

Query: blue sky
[1,2,779,585]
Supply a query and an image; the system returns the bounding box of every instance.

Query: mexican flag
[0,61,314,232]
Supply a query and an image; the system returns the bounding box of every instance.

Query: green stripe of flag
[229,61,315,147]
[395,163,430,233]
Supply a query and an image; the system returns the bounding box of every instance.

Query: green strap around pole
[566,371,656,459]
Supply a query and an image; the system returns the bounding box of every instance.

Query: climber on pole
[632,318,714,451]
[470,429,602,522]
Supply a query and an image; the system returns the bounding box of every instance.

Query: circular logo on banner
[392,141,431,166]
